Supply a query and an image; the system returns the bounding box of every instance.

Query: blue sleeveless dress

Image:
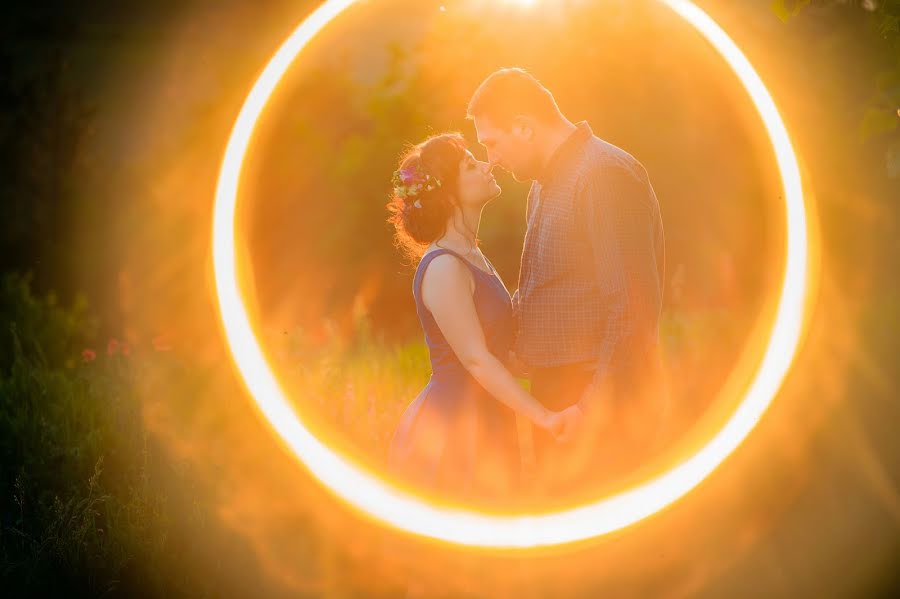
[388,248,520,503]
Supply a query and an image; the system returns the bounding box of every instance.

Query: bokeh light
[212,0,813,548]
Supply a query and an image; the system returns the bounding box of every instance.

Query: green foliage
[771,0,813,23]
[773,0,900,166]
[0,273,95,375]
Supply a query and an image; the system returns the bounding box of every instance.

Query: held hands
[542,405,584,443]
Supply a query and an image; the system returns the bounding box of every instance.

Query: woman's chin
[475,185,502,207]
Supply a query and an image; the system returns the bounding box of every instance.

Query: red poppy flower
[152,335,172,351]
[82,349,96,362]
[107,338,120,355]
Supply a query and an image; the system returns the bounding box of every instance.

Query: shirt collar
[536,120,593,185]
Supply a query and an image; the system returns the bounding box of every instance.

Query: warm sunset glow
[212,0,813,549]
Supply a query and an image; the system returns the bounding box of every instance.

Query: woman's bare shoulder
[420,252,474,298]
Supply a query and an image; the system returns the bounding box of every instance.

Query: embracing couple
[387,68,666,505]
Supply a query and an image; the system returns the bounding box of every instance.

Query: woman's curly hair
[386,132,468,262]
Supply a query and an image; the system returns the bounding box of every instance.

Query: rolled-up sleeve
[576,165,663,412]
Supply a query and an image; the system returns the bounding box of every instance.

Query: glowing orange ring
[212,0,811,548]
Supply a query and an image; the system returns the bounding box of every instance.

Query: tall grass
[0,271,742,596]
[0,274,204,597]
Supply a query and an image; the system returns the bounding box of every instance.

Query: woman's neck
[437,205,481,254]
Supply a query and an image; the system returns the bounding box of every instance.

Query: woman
[386,132,578,503]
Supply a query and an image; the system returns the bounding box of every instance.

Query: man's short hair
[466,67,561,129]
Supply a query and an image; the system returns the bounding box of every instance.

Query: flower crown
[392,164,442,208]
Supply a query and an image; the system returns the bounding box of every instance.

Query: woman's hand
[420,254,558,434]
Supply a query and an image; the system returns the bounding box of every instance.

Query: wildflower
[107,338,120,355]
[82,348,96,362]
[121,342,131,356]
[398,167,422,184]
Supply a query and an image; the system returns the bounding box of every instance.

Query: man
[467,67,667,495]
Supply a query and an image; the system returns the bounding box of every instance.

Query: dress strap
[430,247,494,275]
[417,249,458,277]
[413,248,489,301]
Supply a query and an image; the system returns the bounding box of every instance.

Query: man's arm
[575,165,663,419]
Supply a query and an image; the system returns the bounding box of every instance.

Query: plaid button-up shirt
[513,121,665,398]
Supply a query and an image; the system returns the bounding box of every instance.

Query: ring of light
[212,0,809,548]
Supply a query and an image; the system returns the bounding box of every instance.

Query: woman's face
[455,149,500,208]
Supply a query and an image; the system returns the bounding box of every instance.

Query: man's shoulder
[576,137,649,188]
[585,137,643,173]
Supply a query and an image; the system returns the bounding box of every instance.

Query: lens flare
[212,0,812,548]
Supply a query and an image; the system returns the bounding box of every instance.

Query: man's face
[472,114,540,182]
